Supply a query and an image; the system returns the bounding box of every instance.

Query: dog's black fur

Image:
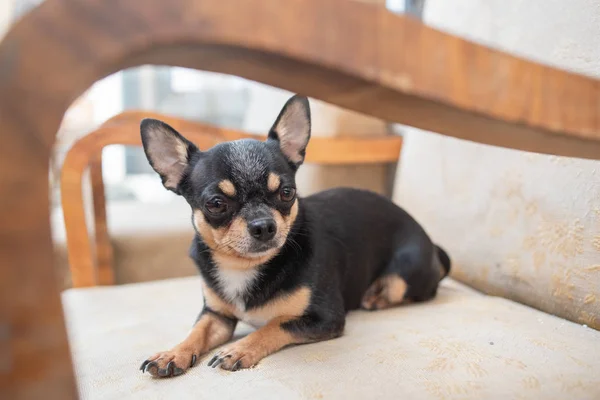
[139,94,450,377]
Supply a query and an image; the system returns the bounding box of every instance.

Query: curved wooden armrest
[1,0,600,398]
[60,111,402,289]
[71,110,403,165]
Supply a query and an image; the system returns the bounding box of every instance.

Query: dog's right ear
[267,95,311,169]
[140,118,199,194]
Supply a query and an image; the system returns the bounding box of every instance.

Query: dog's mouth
[223,238,282,260]
[246,241,280,257]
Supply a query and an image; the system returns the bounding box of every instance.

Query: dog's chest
[211,268,309,328]
[213,268,267,327]
[213,268,257,309]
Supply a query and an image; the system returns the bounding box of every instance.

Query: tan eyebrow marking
[267,173,281,192]
[218,179,236,197]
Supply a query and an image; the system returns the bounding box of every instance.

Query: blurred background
[2,0,599,329]
[1,0,423,287]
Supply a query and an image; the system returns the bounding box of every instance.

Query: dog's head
[140,95,311,269]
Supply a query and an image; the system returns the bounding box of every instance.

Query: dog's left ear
[267,95,311,168]
[140,118,199,194]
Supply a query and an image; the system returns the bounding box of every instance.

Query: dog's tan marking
[192,200,300,272]
[272,199,299,247]
[193,210,278,270]
[267,173,281,192]
[241,286,311,327]
[204,280,310,329]
[438,263,446,280]
[286,199,299,225]
[143,312,235,378]
[218,179,236,197]
[223,215,247,249]
[202,284,237,317]
[193,210,219,248]
[361,274,408,310]
[385,276,408,303]
[211,317,301,370]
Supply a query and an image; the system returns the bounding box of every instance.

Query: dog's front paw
[140,348,199,378]
[207,341,262,371]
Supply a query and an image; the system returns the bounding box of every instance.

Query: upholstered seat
[62,277,600,400]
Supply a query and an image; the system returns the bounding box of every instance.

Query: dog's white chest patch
[214,268,258,309]
[243,315,270,329]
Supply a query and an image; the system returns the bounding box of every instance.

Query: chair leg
[61,146,98,288]
[90,152,115,286]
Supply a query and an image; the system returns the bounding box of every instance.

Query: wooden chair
[60,111,403,288]
[2,0,600,398]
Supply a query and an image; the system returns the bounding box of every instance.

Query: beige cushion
[62,277,600,399]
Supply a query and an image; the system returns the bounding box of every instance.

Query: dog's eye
[206,197,228,214]
[280,187,296,202]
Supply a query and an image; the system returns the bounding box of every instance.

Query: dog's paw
[361,294,390,310]
[361,275,408,311]
[207,341,262,371]
[140,348,199,378]
[361,280,390,311]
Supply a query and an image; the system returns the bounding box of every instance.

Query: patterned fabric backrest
[393,0,600,330]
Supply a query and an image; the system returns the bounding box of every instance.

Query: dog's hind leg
[361,274,409,310]
[361,242,448,311]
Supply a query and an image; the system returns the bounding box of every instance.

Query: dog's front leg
[208,314,345,371]
[141,309,237,377]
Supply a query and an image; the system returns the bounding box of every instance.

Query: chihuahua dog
[139,95,450,377]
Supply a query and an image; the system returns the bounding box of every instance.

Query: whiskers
[285,236,303,256]
[195,220,309,266]
[214,238,241,255]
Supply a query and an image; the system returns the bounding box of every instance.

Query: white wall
[0,0,14,39]
[423,0,600,78]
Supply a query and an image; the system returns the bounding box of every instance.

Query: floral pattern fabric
[394,130,600,330]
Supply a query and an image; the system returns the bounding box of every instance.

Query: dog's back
[302,187,447,310]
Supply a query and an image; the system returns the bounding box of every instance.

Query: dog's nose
[248,218,277,242]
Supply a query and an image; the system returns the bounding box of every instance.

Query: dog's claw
[232,360,242,372]
[144,361,158,374]
[158,361,174,377]
[191,354,197,368]
[158,361,175,376]
[173,366,185,376]
[140,360,150,372]
[210,354,230,368]
[208,354,219,367]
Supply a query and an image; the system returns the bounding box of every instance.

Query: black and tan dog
[139,95,450,377]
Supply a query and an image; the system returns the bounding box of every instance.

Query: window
[49,66,255,208]
[386,0,425,18]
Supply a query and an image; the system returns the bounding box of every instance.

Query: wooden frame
[60,110,403,288]
[1,0,599,398]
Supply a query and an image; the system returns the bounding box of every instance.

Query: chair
[2,0,600,399]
